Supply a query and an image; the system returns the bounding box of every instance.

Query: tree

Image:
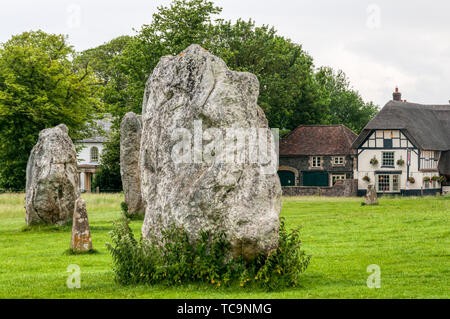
[206,19,330,130]
[92,132,122,192]
[111,0,222,118]
[79,0,223,190]
[75,35,133,123]
[0,30,102,190]
[315,67,379,133]
[79,0,378,187]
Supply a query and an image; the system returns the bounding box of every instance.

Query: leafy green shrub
[92,166,123,193]
[120,201,128,214]
[106,216,311,290]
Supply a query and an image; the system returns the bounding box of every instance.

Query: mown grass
[0,193,448,299]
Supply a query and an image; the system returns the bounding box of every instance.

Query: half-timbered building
[352,89,450,196]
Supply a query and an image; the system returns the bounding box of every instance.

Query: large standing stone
[365,184,379,206]
[71,198,93,252]
[25,124,80,226]
[120,112,144,215]
[140,45,282,260]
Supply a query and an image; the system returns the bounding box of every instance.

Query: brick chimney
[393,87,402,101]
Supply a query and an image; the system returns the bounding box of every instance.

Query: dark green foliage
[315,67,379,133]
[0,1,378,189]
[106,216,311,290]
[0,30,103,190]
[92,132,122,192]
[207,19,329,131]
[76,0,378,185]
[120,201,128,214]
[92,166,122,193]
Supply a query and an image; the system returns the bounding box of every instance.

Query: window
[90,147,99,163]
[392,175,400,191]
[311,156,322,168]
[420,151,439,170]
[382,152,395,167]
[378,174,390,191]
[332,174,346,185]
[333,157,345,166]
[376,174,401,193]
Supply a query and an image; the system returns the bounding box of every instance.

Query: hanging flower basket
[408,177,415,184]
[431,176,439,182]
[397,159,405,166]
[370,157,378,166]
[423,176,431,183]
[438,176,447,184]
[362,175,371,182]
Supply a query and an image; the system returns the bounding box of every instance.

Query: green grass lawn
[0,193,448,299]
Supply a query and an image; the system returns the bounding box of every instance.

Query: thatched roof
[439,151,450,175]
[352,101,450,151]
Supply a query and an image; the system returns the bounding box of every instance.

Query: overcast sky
[1,0,449,107]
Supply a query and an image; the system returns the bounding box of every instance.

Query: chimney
[393,87,402,101]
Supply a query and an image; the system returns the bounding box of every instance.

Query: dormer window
[90,147,99,163]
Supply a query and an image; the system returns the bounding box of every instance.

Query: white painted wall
[76,142,104,192]
[76,142,104,166]
[354,130,441,192]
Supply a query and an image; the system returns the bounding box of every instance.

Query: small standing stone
[365,184,379,206]
[71,198,93,252]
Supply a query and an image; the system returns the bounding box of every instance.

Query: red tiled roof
[279,125,357,156]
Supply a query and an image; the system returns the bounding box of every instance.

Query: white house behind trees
[353,88,450,196]
[76,116,112,192]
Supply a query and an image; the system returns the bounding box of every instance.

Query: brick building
[278,125,357,187]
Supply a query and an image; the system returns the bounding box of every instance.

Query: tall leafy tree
[315,67,379,133]
[110,0,222,117]
[206,19,330,130]
[92,131,122,192]
[79,0,378,189]
[78,0,223,191]
[0,30,102,190]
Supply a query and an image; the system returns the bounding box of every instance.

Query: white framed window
[420,151,439,170]
[376,174,401,193]
[90,147,99,163]
[333,156,345,166]
[332,174,346,185]
[311,156,322,168]
[382,152,395,167]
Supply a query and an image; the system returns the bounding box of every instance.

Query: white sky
[1,0,449,107]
